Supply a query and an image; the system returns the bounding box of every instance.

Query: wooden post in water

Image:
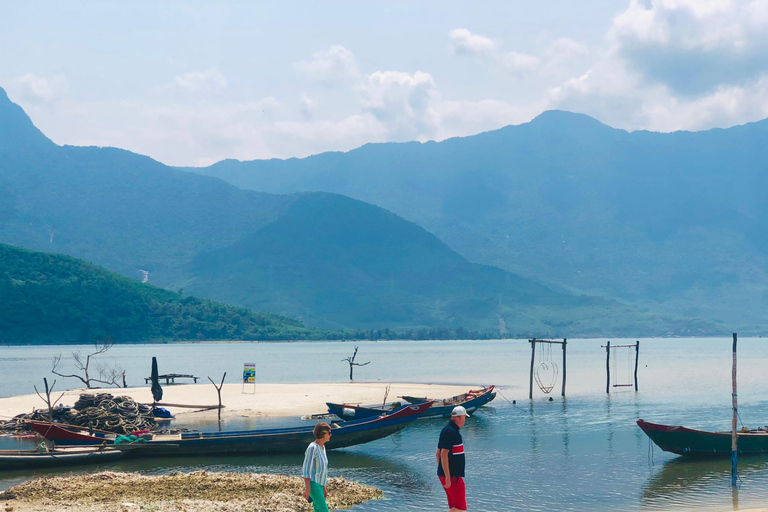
[731,333,738,486]
[605,341,611,394]
[561,338,567,397]
[634,341,640,392]
[528,339,536,399]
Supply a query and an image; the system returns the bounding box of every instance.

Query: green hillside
[0,243,321,343]
[184,193,717,336]
[193,111,768,332]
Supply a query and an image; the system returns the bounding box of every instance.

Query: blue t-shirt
[437,420,465,478]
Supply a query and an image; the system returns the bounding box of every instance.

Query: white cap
[451,405,470,417]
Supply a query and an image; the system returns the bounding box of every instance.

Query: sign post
[242,363,256,394]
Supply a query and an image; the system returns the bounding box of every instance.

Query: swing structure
[601,341,639,393]
[528,338,567,399]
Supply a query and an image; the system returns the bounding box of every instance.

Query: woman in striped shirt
[302,422,331,512]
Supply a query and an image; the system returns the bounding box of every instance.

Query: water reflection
[561,399,571,463]
[642,455,768,510]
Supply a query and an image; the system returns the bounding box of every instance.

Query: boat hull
[637,419,768,456]
[28,402,432,457]
[328,386,497,421]
[402,386,497,417]
[0,447,123,470]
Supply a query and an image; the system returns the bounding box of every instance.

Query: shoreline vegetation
[1,242,503,344]
[0,471,382,512]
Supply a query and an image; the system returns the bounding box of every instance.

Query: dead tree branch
[34,378,64,423]
[51,335,122,388]
[208,372,227,426]
[342,346,370,381]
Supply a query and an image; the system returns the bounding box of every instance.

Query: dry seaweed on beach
[0,470,382,512]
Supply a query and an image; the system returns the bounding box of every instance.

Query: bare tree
[208,372,227,429]
[52,336,124,388]
[34,377,64,423]
[343,346,370,381]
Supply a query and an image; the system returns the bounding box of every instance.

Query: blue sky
[3,1,768,166]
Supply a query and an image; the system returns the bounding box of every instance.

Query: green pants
[310,481,328,512]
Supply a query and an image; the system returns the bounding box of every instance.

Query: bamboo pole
[731,333,738,486]
[529,339,536,399]
[634,341,640,392]
[561,338,567,397]
[605,341,611,394]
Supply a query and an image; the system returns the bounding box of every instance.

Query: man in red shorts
[436,405,468,511]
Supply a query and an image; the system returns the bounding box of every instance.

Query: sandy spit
[0,470,382,512]
[0,382,477,420]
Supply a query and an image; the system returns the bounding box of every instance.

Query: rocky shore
[0,471,382,512]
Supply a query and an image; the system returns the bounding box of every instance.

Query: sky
[3,0,768,167]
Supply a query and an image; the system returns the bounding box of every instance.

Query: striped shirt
[302,441,328,486]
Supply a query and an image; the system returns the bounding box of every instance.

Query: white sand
[0,382,476,420]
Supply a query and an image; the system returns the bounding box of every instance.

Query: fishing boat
[27,401,433,457]
[0,445,123,470]
[327,386,496,420]
[637,419,768,456]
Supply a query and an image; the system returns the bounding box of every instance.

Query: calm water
[1,338,767,511]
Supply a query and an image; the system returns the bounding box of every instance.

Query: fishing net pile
[0,393,157,435]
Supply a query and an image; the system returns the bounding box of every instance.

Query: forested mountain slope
[192,111,768,330]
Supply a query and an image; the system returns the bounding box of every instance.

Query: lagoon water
[1,338,768,511]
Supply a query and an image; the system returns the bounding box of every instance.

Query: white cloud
[13,73,68,104]
[171,68,228,92]
[294,45,359,84]
[449,28,498,57]
[358,70,440,141]
[437,98,545,139]
[608,0,768,94]
[449,28,539,76]
[299,94,316,120]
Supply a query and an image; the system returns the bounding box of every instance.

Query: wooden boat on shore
[637,419,768,456]
[0,445,123,470]
[327,386,496,421]
[27,401,433,457]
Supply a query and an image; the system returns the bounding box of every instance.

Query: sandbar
[0,382,477,421]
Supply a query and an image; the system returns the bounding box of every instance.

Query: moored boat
[27,401,433,457]
[637,419,768,456]
[327,386,496,420]
[0,445,123,470]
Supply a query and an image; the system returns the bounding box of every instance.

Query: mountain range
[190,111,768,333]
[0,86,729,337]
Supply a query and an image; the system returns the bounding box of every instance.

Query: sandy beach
[0,382,475,421]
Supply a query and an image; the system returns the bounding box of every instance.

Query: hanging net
[534,342,559,394]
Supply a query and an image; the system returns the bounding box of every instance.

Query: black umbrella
[151,356,163,402]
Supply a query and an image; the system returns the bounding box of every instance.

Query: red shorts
[438,476,466,511]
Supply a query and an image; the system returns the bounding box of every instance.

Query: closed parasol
[150,357,163,402]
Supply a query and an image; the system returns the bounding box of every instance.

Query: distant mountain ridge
[189,110,768,331]
[0,87,723,336]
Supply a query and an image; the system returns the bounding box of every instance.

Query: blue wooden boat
[27,401,433,457]
[0,446,123,470]
[327,386,496,420]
